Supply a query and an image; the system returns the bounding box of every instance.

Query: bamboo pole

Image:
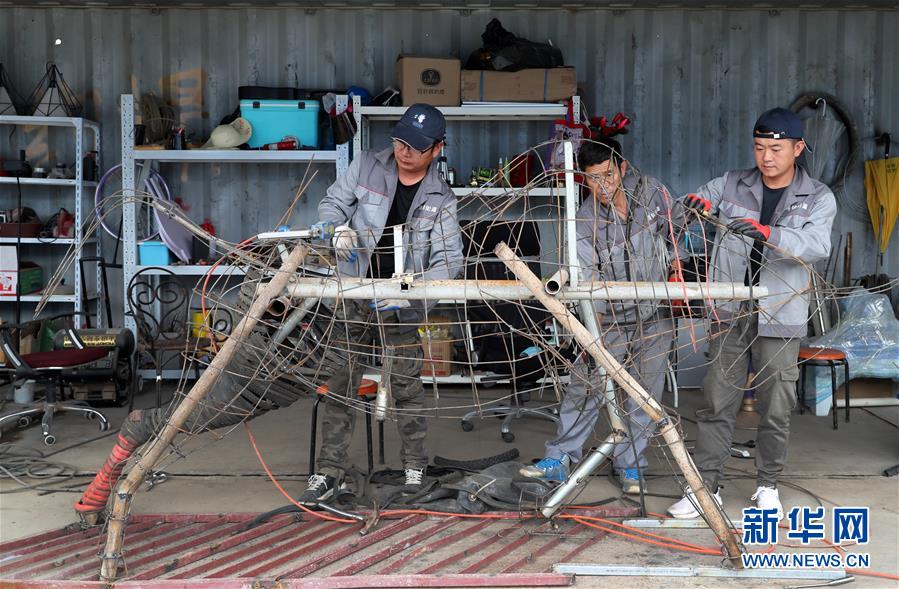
[98,244,307,584]
[494,241,745,567]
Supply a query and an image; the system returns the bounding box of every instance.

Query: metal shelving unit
[0,115,101,326]
[135,149,338,164]
[0,177,98,188]
[131,264,248,276]
[355,103,569,120]
[0,237,95,245]
[120,93,350,336]
[352,99,579,385]
[353,97,577,203]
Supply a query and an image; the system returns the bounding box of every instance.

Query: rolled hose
[94,163,173,239]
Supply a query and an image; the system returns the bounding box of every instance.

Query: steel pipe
[284,278,766,302]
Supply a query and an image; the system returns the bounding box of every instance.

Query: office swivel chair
[457,219,565,442]
[0,315,134,445]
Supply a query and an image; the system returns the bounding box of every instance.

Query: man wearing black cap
[668,107,836,520]
[305,104,463,502]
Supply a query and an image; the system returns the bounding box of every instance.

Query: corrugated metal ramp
[0,509,636,587]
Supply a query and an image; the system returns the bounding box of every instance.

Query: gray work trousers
[545,317,672,471]
[693,313,800,489]
[318,300,427,477]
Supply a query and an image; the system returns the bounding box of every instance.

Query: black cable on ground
[860,408,899,430]
[0,444,80,494]
[432,448,520,471]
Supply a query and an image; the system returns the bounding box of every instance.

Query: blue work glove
[370,298,411,312]
[311,220,337,240]
[519,345,541,359]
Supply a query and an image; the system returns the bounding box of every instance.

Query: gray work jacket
[692,166,836,338]
[576,171,680,324]
[318,147,464,322]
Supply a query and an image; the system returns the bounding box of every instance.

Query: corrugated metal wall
[1,7,896,284]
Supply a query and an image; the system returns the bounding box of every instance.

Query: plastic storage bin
[138,241,174,265]
[239,99,320,149]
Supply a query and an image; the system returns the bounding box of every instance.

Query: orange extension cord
[245,422,899,581]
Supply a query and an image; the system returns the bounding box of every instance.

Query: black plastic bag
[465,18,564,72]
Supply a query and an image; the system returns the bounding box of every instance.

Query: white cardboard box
[0,245,17,296]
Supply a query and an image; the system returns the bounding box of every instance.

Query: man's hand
[684,194,712,214]
[311,220,337,240]
[370,298,411,312]
[727,218,771,242]
[333,225,359,262]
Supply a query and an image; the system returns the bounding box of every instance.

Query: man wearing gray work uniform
[668,108,836,519]
[521,139,681,494]
[303,104,463,502]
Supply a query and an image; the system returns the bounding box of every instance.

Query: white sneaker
[667,487,723,519]
[751,486,783,520]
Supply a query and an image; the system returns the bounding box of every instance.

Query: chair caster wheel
[17,416,32,428]
[44,434,57,446]
[501,432,515,443]
[99,421,110,432]
[85,412,95,420]
[461,420,474,432]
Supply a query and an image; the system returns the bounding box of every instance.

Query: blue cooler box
[240,99,320,149]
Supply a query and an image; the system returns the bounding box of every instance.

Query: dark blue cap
[753,107,804,140]
[391,104,446,151]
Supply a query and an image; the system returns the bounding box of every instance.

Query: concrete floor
[1,381,897,587]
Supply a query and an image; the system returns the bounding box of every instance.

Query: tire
[789,91,860,189]
[502,432,515,443]
[461,420,474,432]
[44,434,57,446]
[17,416,32,428]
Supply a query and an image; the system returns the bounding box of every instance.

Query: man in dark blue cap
[305,104,463,502]
[668,107,836,520]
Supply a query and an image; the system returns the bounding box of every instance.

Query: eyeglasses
[392,139,436,157]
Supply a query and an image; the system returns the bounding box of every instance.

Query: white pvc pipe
[545,268,570,295]
[284,278,765,301]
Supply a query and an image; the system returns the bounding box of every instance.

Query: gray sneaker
[300,473,342,503]
[402,467,426,493]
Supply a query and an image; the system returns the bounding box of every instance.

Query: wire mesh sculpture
[25,62,83,117]
[38,138,886,582]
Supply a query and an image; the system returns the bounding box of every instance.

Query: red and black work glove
[684,193,712,214]
[727,218,771,242]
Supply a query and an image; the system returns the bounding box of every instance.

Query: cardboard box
[396,56,461,106]
[0,247,42,296]
[0,246,17,296]
[421,338,453,377]
[461,67,577,103]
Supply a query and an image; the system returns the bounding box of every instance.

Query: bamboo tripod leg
[98,244,308,584]
[494,242,744,567]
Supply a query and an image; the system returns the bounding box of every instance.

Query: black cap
[391,104,446,151]
[753,107,804,141]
